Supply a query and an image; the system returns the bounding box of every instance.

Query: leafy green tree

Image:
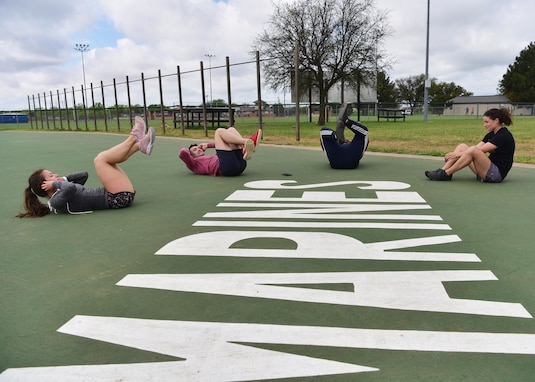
[210,99,228,107]
[396,74,472,109]
[395,74,426,109]
[253,0,391,125]
[500,42,535,101]
[272,102,286,117]
[377,71,397,103]
[429,81,472,103]
[148,104,163,111]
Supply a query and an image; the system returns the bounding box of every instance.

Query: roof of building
[448,95,510,104]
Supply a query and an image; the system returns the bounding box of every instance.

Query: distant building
[443,95,533,116]
[292,84,376,104]
[290,71,377,105]
[0,113,28,123]
[326,82,377,104]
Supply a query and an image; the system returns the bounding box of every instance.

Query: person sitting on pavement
[425,108,515,182]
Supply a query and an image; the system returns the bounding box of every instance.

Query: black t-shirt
[482,127,515,178]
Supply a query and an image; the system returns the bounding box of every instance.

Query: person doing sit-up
[17,116,155,217]
[178,126,261,176]
[320,103,369,169]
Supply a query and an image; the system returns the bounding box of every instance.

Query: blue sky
[69,18,124,66]
[82,18,125,49]
[1,0,534,110]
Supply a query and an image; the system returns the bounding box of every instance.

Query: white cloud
[0,0,533,110]
[376,0,535,95]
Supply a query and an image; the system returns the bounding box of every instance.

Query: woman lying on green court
[16,117,155,218]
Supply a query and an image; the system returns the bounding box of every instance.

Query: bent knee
[466,145,485,155]
[93,152,107,169]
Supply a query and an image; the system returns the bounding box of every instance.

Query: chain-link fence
[4,50,534,133]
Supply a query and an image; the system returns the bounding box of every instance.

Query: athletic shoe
[337,103,351,124]
[130,116,147,142]
[242,139,255,160]
[139,127,155,155]
[250,128,262,151]
[425,168,452,181]
[335,120,346,144]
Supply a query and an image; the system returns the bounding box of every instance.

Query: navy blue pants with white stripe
[320,120,368,169]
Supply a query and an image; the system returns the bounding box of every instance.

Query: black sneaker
[337,103,351,124]
[425,168,452,181]
[335,120,346,144]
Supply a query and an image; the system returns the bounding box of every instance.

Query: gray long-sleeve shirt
[49,172,108,214]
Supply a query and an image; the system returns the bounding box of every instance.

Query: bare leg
[214,127,248,150]
[444,145,491,178]
[443,143,479,174]
[443,144,470,171]
[93,135,138,193]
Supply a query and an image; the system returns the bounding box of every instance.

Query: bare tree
[253,0,391,125]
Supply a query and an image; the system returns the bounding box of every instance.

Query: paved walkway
[1,131,534,381]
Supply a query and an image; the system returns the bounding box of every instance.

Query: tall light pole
[204,54,215,104]
[374,30,379,119]
[74,43,89,105]
[423,0,430,121]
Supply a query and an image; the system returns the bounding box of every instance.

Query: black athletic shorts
[216,149,247,176]
[107,191,136,209]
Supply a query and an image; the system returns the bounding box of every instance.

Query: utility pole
[423,0,430,121]
[74,43,90,104]
[204,54,215,104]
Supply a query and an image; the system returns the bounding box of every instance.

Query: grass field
[3,113,534,164]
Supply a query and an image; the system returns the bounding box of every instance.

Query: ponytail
[15,169,50,218]
[484,108,513,126]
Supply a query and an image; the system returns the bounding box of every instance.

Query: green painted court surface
[1,130,535,381]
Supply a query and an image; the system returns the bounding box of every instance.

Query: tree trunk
[317,80,326,126]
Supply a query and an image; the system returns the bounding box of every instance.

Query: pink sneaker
[242,139,254,160]
[250,128,262,151]
[130,116,147,142]
[139,127,155,155]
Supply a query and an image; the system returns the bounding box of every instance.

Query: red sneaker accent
[250,128,262,151]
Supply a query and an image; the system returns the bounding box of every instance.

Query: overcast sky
[1,0,533,111]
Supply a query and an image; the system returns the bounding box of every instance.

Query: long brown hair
[15,168,50,218]
[484,108,513,126]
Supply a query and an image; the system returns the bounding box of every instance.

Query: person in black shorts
[425,108,515,182]
[178,127,261,176]
[16,116,155,217]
